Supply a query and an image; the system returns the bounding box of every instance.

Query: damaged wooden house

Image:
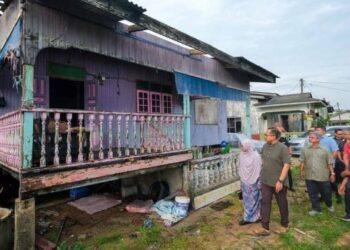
[0,0,277,247]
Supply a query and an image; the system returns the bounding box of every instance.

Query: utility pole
[300,78,304,94]
[337,102,341,124]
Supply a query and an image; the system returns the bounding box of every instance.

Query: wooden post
[245,94,251,138]
[14,198,35,250]
[78,114,84,162]
[53,113,60,166]
[39,112,47,167]
[66,113,72,164]
[183,95,191,149]
[22,65,34,169]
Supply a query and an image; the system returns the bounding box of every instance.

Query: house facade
[250,92,332,138]
[0,0,276,247]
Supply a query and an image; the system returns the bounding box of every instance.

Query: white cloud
[132,0,350,108]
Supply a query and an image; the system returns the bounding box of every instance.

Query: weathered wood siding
[0,66,22,116]
[190,100,228,146]
[34,48,182,114]
[26,2,250,91]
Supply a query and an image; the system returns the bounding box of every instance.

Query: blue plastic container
[70,186,90,200]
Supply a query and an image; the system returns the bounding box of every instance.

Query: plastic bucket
[0,208,12,250]
[173,196,190,218]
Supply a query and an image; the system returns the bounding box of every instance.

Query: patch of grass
[58,241,85,250]
[95,233,122,245]
[138,224,161,244]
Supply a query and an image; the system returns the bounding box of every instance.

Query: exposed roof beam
[189,49,205,56]
[79,0,277,83]
[128,24,147,33]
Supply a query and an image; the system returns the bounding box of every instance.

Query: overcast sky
[132,0,350,110]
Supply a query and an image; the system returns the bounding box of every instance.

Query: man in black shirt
[333,129,346,203]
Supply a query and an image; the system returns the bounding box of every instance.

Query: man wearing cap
[300,131,335,216]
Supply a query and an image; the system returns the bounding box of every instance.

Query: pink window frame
[150,91,162,113]
[136,90,149,113]
[136,90,173,114]
[162,93,173,114]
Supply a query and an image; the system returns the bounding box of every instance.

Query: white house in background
[250,92,333,138]
[329,111,350,125]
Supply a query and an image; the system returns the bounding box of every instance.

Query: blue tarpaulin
[0,19,22,65]
[174,71,249,101]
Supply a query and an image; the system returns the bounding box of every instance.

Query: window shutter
[86,80,97,110]
[33,76,47,107]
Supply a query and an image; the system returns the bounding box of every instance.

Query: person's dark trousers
[345,187,350,216]
[331,161,344,202]
[261,183,289,230]
[288,169,294,190]
[305,180,332,212]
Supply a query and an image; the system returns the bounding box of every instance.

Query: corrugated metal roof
[256,92,327,107]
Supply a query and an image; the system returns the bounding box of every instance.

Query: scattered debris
[56,217,67,245]
[209,201,233,211]
[39,210,59,218]
[77,234,87,240]
[294,228,324,244]
[35,234,56,250]
[126,200,154,214]
[143,218,154,228]
[68,194,122,215]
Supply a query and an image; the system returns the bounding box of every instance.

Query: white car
[227,133,265,153]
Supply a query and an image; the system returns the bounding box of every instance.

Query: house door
[49,78,84,110]
[280,115,289,132]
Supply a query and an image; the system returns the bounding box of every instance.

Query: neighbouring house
[250,92,333,138]
[0,0,277,247]
[329,111,350,125]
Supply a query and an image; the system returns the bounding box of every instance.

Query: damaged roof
[33,0,278,83]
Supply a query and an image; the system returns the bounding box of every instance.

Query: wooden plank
[193,181,240,210]
[128,25,147,33]
[183,95,190,148]
[189,49,205,56]
[21,152,193,194]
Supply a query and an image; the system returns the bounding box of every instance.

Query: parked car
[289,132,309,156]
[326,126,350,137]
[289,126,350,156]
[227,133,266,153]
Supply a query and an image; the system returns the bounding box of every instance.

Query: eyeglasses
[264,134,275,137]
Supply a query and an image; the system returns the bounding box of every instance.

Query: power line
[308,84,350,92]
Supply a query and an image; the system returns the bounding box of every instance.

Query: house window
[136,83,173,114]
[163,94,172,114]
[150,92,161,113]
[137,90,149,113]
[227,117,242,133]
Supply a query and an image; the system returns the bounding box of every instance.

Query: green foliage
[315,116,329,127]
[95,233,122,245]
[57,241,85,250]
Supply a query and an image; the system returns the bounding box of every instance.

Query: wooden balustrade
[29,108,186,168]
[190,151,240,195]
[0,111,22,169]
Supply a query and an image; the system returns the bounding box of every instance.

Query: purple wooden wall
[0,66,22,116]
[27,2,250,92]
[34,48,182,114]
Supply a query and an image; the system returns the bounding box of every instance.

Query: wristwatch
[278,179,284,183]
[331,172,336,176]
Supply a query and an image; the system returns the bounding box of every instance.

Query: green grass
[57,161,350,250]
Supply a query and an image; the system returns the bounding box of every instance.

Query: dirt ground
[35,159,350,249]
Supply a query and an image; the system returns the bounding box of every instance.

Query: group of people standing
[238,125,350,236]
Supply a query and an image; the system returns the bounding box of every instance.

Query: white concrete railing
[29,108,185,168]
[190,150,240,195]
[0,110,22,169]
